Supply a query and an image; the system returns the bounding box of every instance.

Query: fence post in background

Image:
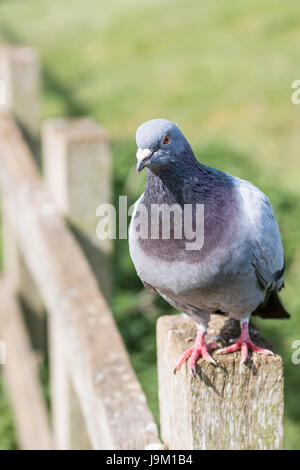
[42,118,112,449]
[0,46,46,350]
[42,118,112,301]
[157,314,284,450]
[0,46,40,145]
[0,46,51,449]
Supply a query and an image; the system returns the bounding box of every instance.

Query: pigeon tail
[253,291,290,319]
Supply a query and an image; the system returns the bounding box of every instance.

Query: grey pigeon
[129,119,289,374]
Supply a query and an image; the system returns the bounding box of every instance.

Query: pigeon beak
[136,148,153,174]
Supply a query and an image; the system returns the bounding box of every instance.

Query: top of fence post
[157,313,284,450]
[0,46,40,148]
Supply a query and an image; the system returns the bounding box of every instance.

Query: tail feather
[254,291,290,319]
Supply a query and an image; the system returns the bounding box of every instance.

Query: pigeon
[129,118,289,374]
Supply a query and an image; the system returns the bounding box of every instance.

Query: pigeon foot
[216,319,274,364]
[173,329,219,375]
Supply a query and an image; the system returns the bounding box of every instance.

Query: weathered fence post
[0,46,40,287]
[157,314,284,450]
[42,118,112,449]
[0,46,40,143]
[0,45,51,448]
[42,118,112,300]
[0,46,46,348]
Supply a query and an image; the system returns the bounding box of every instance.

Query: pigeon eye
[162,134,171,145]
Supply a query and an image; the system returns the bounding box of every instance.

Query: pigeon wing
[252,194,284,292]
[239,180,289,318]
[239,180,284,292]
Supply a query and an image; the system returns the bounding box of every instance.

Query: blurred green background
[0,0,300,449]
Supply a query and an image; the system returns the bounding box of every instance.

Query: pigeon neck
[144,152,206,205]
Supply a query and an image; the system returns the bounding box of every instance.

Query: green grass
[0,0,300,449]
[0,374,17,450]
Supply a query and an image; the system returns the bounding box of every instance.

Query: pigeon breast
[129,161,248,298]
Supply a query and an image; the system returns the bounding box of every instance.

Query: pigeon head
[135,119,193,173]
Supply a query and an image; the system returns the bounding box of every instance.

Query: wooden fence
[0,46,284,450]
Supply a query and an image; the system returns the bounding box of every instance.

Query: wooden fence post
[157,314,284,450]
[42,118,112,449]
[0,46,40,143]
[0,46,46,349]
[0,47,50,449]
[42,118,112,300]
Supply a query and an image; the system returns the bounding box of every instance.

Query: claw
[174,331,219,375]
[216,320,275,364]
[203,353,217,366]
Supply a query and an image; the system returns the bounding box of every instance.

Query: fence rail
[0,45,284,450]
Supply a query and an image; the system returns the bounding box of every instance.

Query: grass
[0,0,300,449]
[0,375,17,450]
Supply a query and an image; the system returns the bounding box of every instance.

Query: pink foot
[217,320,274,364]
[174,329,219,375]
